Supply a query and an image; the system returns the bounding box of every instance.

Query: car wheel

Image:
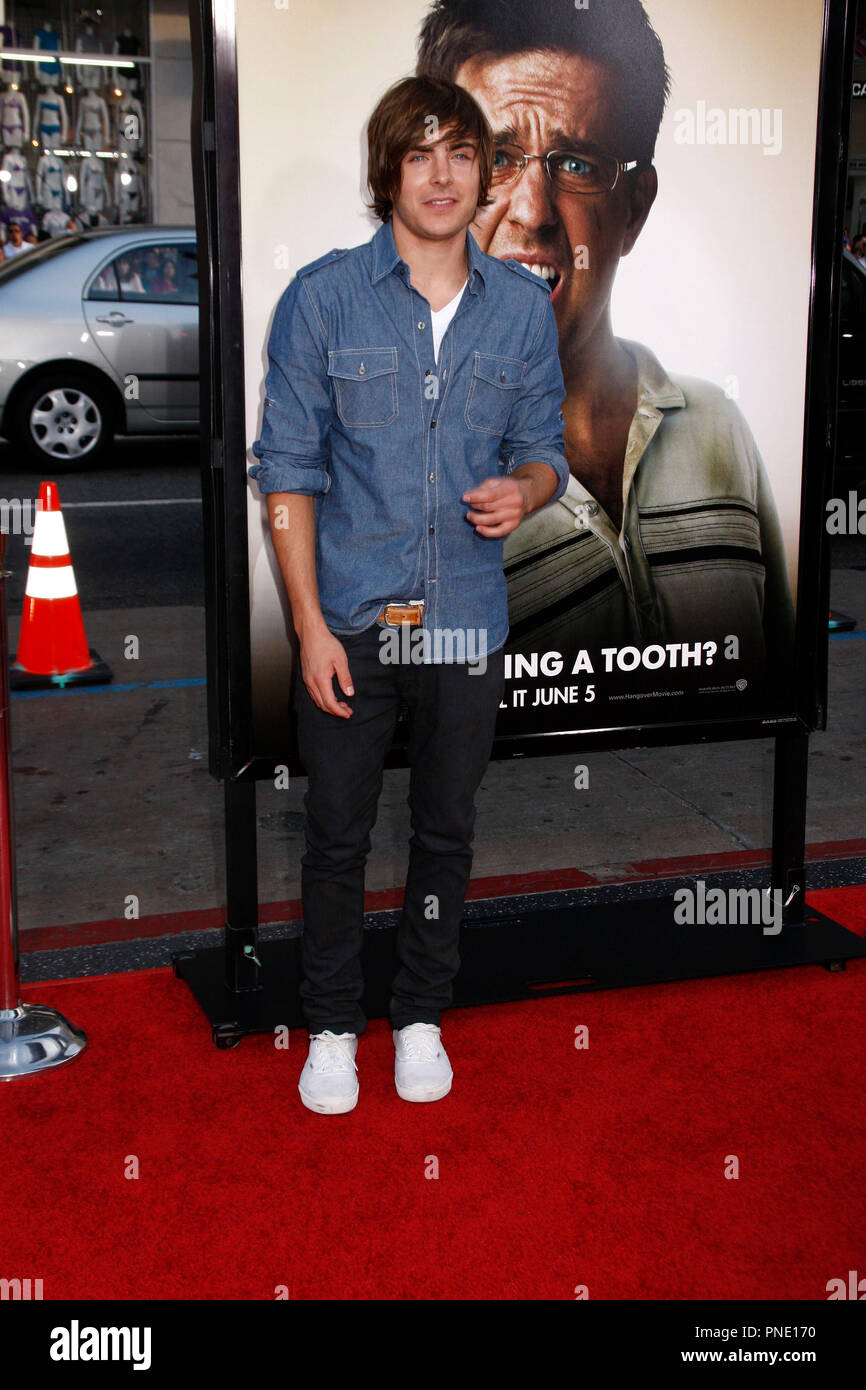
[11,372,117,468]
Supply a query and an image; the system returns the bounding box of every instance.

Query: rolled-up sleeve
[502,293,570,504]
[249,275,332,496]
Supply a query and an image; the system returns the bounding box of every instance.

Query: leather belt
[375,599,425,626]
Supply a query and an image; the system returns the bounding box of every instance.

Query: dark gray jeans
[293,621,505,1036]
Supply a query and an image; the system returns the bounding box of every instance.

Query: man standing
[249,75,569,1114]
[0,220,38,261]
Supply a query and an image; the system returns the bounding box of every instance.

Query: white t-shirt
[430,279,467,363]
[1,239,34,258]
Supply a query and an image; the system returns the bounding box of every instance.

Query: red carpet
[2,884,865,1301]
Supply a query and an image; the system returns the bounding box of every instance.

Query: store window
[0,3,151,247]
[87,241,199,304]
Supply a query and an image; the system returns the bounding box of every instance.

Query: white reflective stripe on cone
[30,510,71,557]
[24,565,78,599]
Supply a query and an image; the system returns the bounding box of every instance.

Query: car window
[111,242,198,305]
[88,261,120,299]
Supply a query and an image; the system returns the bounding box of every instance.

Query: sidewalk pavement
[6,567,865,938]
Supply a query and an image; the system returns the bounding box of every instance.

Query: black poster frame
[192,0,852,785]
[175,0,866,1041]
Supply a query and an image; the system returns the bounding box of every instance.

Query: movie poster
[237,0,823,759]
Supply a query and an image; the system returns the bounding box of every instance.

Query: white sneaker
[298,1030,359,1114]
[393,1023,453,1102]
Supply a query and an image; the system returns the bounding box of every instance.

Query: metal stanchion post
[0,525,86,1078]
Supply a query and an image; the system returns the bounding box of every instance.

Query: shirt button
[418,321,426,330]
[430,419,436,428]
[500,370,506,382]
[359,363,366,375]
[428,472,434,481]
[429,525,435,533]
[442,368,447,378]
[585,500,599,516]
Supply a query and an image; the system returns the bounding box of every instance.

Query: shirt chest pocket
[464,352,526,435]
[327,347,398,427]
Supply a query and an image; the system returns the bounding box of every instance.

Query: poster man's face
[392,127,481,243]
[454,48,655,353]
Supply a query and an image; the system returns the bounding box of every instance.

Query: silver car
[0,226,199,467]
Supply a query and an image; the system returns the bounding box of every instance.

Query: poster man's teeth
[528,263,558,280]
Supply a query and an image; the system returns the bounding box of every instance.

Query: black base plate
[172,895,866,1047]
[9,648,112,690]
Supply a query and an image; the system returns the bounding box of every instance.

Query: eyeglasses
[490,143,639,195]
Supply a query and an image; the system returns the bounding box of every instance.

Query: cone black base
[8,648,113,691]
[828,610,856,632]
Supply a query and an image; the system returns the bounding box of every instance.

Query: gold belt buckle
[382,599,425,626]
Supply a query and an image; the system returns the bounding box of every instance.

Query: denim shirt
[249,218,569,659]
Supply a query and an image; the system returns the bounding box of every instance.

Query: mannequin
[76,90,110,150]
[34,20,62,87]
[1,85,29,148]
[34,87,69,146]
[75,21,104,91]
[115,157,144,221]
[79,154,110,215]
[112,29,143,96]
[115,93,145,154]
[36,149,67,210]
[1,149,35,210]
[0,25,25,85]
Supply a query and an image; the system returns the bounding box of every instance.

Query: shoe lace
[310,1030,358,1073]
[399,1024,440,1061]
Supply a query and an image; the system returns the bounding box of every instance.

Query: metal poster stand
[174,0,866,1046]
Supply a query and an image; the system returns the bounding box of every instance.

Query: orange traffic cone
[10,481,112,689]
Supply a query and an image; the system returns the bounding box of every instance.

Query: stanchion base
[9,649,113,691]
[0,1004,87,1078]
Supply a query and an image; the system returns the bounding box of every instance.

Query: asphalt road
[1,435,204,611]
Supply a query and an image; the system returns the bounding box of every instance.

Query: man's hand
[462,476,530,537]
[299,625,355,718]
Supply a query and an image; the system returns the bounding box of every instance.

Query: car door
[82,239,199,424]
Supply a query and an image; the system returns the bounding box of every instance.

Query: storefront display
[0,3,151,247]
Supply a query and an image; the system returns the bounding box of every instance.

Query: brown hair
[366,74,495,223]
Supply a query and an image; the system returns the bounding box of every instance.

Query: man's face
[9,224,22,244]
[454,49,656,354]
[391,122,481,244]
